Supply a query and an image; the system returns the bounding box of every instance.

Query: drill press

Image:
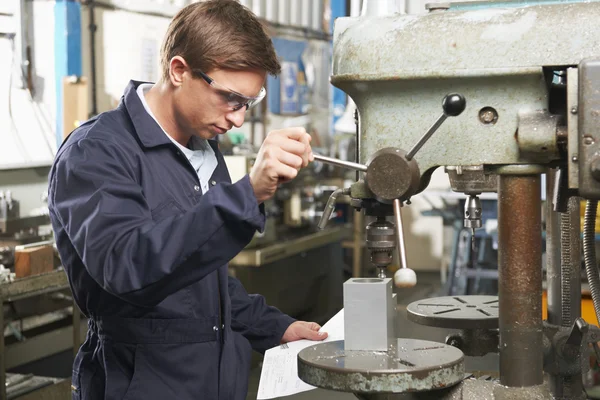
[300,2,600,399]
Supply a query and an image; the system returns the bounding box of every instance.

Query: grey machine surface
[298,1,600,399]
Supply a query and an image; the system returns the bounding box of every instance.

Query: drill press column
[498,173,543,387]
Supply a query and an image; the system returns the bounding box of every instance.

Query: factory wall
[0,1,56,172]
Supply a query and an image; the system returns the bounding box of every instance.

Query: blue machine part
[330,0,347,128]
[54,0,82,147]
[267,38,307,115]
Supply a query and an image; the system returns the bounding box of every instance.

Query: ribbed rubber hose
[583,200,600,323]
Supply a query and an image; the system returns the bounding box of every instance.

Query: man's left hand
[281,321,328,343]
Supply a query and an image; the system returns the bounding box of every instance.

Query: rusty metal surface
[445,329,499,357]
[516,110,559,158]
[229,225,351,267]
[353,377,552,400]
[332,3,600,78]
[345,72,548,184]
[366,148,420,202]
[578,58,600,199]
[445,166,497,194]
[567,68,579,189]
[498,175,543,387]
[406,296,498,329]
[331,3,600,191]
[297,339,464,393]
[0,269,68,302]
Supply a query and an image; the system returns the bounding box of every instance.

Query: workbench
[0,269,74,400]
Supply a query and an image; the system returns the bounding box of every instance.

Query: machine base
[353,378,551,400]
[297,339,464,394]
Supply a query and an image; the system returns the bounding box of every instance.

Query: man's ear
[169,56,188,87]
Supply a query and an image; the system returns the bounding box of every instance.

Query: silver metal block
[343,277,396,351]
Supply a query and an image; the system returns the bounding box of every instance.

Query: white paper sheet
[257,309,345,399]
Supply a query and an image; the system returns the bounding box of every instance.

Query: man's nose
[225,107,246,128]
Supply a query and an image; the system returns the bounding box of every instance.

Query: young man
[48,1,327,399]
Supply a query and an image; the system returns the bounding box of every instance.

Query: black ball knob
[442,93,466,117]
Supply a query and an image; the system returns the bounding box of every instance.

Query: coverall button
[213,326,219,331]
[210,180,217,186]
[194,185,200,192]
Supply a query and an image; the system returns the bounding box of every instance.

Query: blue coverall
[48,80,295,399]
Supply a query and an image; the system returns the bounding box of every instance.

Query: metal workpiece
[297,339,464,394]
[445,166,497,194]
[516,110,560,158]
[344,278,396,352]
[366,148,421,203]
[498,174,543,388]
[578,58,600,199]
[445,329,499,357]
[406,296,498,330]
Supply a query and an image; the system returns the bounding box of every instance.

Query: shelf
[0,269,69,302]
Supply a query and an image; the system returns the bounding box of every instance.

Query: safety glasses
[195,69,266,112]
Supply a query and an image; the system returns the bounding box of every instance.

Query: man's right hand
[249,128,313,203]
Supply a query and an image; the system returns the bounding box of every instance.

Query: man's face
[172,64,266,140]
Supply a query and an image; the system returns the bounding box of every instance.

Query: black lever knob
[566,317,588,347]
[442,93,467,117]
[405,93,467,161]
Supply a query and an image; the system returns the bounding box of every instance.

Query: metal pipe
[546,169,561,327]
[405,114,447,160]
[498,174,543,387]
[89,0,98,116]
[393,199,408,271]
[313,154,368,173]
[317,188,350,230]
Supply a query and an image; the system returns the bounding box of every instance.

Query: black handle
[442,93,467,117]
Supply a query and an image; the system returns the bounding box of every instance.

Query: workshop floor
[245,271,500,400]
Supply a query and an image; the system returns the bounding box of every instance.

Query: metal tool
[392,199,416,287]
[463,194,482,253]
[312,154,367,173]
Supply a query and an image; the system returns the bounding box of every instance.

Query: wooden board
[14,246,54,279]
[62,76,89,141]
